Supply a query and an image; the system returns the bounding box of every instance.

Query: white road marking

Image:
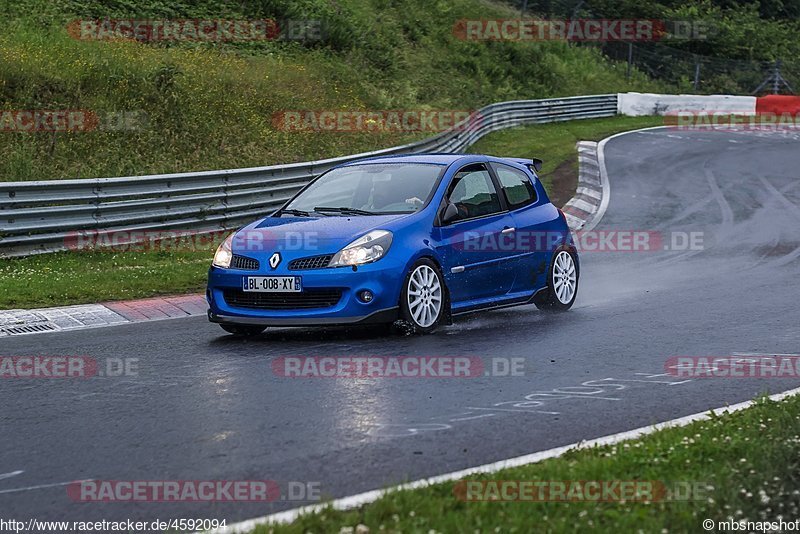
[466,406,560,415]
[206,385,800,533]
[448,413,496,422]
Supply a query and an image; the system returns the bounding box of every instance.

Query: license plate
[242,276,302,293]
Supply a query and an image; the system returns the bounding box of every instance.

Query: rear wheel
[398,259,446,334]
[220,324,266,337]
[534,249,578,311]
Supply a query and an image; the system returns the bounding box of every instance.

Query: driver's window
[445,164,502,222]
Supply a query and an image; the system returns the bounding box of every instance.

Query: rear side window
[494,164,537,209]
[446,164,502,221]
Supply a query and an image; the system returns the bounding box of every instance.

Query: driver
[369,180,394,210]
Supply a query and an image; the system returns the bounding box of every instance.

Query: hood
[231,214,405,259]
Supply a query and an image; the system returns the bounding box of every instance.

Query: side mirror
[441,202,460,225]
[531,158,543,172]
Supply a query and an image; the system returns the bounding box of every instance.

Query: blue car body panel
[207,154,577,327]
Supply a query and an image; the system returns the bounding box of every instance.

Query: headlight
[212,233,234,268]
[329,230,393,267]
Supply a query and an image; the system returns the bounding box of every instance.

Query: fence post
[626,43,633,80]
[752,58,794,95]
[773,60,782,94]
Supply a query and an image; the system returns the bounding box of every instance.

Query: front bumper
[208,307,398,326]
[206,256,405,327]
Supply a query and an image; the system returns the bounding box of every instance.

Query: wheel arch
[400,253,453,325]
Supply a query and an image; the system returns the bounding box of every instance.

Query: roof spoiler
[512,157,543,173]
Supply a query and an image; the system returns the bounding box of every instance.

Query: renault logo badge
[269,252,281,269]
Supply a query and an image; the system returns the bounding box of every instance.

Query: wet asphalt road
[2,128,800,525]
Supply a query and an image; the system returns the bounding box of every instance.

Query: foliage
[0,0,659,181]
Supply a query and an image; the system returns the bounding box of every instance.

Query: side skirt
[450,287,548,317]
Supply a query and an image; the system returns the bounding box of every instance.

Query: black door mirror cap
[441,202,460,225]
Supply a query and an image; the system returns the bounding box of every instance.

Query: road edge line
[581,125,667,232]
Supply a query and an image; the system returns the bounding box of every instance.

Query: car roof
[341,153,535,168]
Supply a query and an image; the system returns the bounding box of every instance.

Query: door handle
[501,227,516,234]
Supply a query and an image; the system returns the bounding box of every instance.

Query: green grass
[0,115,664,310]
[258,393,800,533]
[0,0,662,181]
[0,250,212,309]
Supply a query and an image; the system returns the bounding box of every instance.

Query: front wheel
[534,249,578,311]
[398,259,446,334]
[220,324,266,337]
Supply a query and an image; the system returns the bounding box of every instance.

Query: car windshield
[284,163,443,215]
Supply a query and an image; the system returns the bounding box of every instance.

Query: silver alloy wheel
[552,250,577,304]
[407,264,443,328]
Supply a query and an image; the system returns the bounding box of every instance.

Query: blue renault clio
[207,154,579,336]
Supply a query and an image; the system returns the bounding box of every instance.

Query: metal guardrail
[0,94,618,257]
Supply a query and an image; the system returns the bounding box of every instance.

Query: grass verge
[256,392,800,533]
[0,250,211,309]
[0,115,662,310]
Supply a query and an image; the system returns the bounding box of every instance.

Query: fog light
[358,290,374,303]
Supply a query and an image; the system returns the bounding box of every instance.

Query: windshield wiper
[314,206,377,216]
[277,208,311,217]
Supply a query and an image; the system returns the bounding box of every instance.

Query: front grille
[231,255,259,270]
[289,254,333,270]
[222,288,342,310]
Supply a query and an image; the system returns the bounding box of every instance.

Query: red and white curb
[562,141,603,231]
[0,294,206,336]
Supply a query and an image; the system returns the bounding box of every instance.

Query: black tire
[398,258,447,334]
[534,247,579,312]
[220,324,266,337]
